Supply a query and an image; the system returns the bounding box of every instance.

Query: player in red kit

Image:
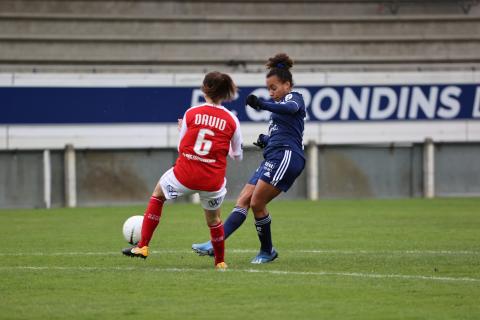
[122,71,242,271]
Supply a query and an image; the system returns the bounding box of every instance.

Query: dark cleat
[122,246,149,259]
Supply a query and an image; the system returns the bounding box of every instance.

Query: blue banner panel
[0,87,188,124]
[1,84,479,124]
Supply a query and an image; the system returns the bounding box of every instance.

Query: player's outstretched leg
[122,195,164,260]
[192,206,248,256]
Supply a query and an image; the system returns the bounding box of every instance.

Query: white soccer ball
[122,215,143,245]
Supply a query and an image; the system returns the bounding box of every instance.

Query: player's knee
[236,197,250,209]
[152,183,166,200]
[250,199,266,215]
[206,215,221,227]
[236,194,251,209]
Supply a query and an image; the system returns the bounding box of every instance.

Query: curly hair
[265,53,294,86]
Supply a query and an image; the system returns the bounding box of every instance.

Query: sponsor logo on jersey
[182,152,216,163]
[263,171,271,178]
[285,93,293,101]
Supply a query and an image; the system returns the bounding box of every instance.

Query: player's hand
[177,118,183,131]
[253,134,268,149]
[246,94,262,110]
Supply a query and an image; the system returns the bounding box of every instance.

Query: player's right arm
[177,113,188,151]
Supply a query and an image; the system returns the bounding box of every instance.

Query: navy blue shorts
[248,149,305,192]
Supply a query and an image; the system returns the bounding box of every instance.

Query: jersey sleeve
[177,112,188,151]
[228,114,243,161]
[259,93,302,115]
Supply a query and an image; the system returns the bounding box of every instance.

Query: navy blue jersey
[259,91,306,159]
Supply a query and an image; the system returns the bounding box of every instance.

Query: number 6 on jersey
[193,128,214,156]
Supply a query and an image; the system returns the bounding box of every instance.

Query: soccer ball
[122,215,143,245]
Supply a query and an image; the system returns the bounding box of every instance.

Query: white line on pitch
[296,249,480,255]
[0,265,478,283]
[0,249,478,256]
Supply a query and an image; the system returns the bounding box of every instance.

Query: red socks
[209,222,225,265]
[138,196,164,248]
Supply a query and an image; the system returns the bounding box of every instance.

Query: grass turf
[0,198,479,319]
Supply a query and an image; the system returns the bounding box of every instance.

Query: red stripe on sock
[209,222,223,229]
[209,222,225,265]
[150,196,164,203]
[138,196,164,247]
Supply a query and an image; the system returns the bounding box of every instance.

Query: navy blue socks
[223,207,274,254]
[223,206,248,239]
[254,214,273,254]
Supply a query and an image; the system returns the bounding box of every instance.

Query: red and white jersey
[173,103,243,191]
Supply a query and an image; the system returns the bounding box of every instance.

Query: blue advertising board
[1,84,479,124]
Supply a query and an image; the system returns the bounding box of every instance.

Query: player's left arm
[253,133,269,149]
[229,115,243,161]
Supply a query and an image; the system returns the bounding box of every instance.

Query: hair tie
[276,62,285,69]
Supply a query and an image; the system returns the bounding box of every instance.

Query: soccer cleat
[192,240,214,257]
[122,245,149,259]
[215,262,228,271]
[250,248,278,264]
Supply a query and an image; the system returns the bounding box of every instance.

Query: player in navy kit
[192,53,306,263]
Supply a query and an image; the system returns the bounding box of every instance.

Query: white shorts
[159,168,227,210]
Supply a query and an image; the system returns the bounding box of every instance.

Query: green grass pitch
[1,198,479,319]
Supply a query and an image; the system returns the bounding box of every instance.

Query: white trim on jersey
[272,150,292,186]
